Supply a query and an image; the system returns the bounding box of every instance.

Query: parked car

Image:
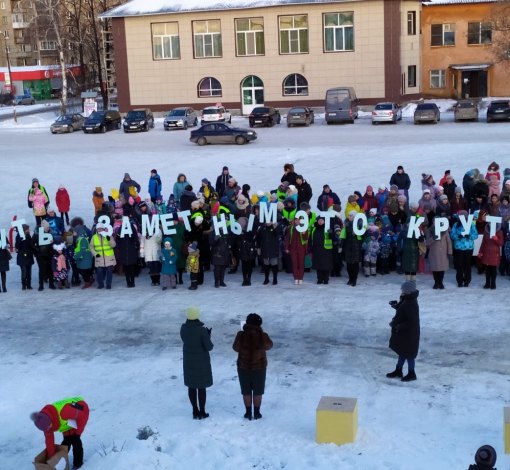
[201,105,231,125]
[486,100,510,123]
[14,94,35,105]
[325,87,359,124]
[413,103,440,124]
[190,123,257,146]
[372,102,402,125]
[454,100,479,122]
[164,107,197,130]
[51,87,77,99]
[123,108,154,132]
[83,110,122,134]
[287,107,314,127]
[50,114,85,134]
[249,107,281,127]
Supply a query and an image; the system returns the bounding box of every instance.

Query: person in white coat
[140,221,162,285]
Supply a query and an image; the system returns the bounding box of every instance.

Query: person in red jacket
[55,184,71,226]
[31,397,89,469]
[479,223,504,290]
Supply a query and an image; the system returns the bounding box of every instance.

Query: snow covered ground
[1,108,509,470]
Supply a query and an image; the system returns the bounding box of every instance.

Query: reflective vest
[307,212,317,231]
[52,397,84,433]
[283,208,296,221]
[74,236,90,256]
[217,206,231,226]
[277,189,286,202]
[289,226,307,245]
[92,234,114,257]
[311,227,332,250]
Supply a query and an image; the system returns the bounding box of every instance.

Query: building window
[324,12,354,52]
[40,40,57,50]
[152,22,180,60]
[279,15,308,54]
[198,77,222,97]
[0,2,5,9]
[236,18,264,56]
[33,42,37,51]
[283,73,308,95]
[467,22,492,45]
[1,15,7,24]
[431,23,455,46]
[407,11,416,35]
[430,70,446,89]
[193,20,222,58]
[408,65,416,87]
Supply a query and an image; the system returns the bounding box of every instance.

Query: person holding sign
[479,222,504,290]
[30,397,89,469]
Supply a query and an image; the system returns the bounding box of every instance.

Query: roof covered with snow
[423,0,498,5]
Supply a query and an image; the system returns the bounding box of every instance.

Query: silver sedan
[372,102,402,124]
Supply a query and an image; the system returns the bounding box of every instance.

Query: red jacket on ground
[41,400,89,458]
[55,188,71,213]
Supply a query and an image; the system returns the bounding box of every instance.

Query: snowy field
[1,109,509,470]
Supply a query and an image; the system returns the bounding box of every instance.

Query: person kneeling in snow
[31,397,89,469]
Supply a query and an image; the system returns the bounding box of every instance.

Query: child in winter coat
[485,162,500,182]
[159,237,178,290]
[55,184,71,225]
[186,242,200,290]
[145,194,156,214]
[363,228,380,276]
[28,188,49,227]
[379,232,392,274]
[51,243,71,289]
[488,175,500,199]
[92,187,104,215]
[0,243,11,292]
[167,194,179,214]
[155,196,167,215]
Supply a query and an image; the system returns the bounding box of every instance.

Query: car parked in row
[164,107,198,130]
[287,107,314,127]
[454,100,478,122]
[372,102,402,125]
[249,106,281,127]
[50,114,85,134]
[190,123,256,146]
[486,100,510,123]
[123,108,154,132]
[201,105,231,125]
[414,103,440,124]
[83,110,122,134]
[14,94,35,105]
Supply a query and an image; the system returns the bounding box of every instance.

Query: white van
[325,87,359,124]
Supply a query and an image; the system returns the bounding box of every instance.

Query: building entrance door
[241,76,264,115]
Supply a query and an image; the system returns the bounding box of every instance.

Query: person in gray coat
[425,217,452,289]
[180,306,214,420]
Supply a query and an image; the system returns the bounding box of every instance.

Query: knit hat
[410,202,419,209]
[446,175,454,180]
[188,241,198,253]
[501,196,510,203]
[379,184,386,190]
[201,178,209,184]
[323,184,330,189]
[422,173,431,180]
[397,195,407,202]
[222,166,228,171]
[41,220,50,230]
[455,187,462,194]
[439,194,448,201]
[505,180,510,187]
[296,174,303,180]
[458,210,468,218]
[186,306,200,321]
[366,185,373,192]
[381,215,390,225]
[124,173,130,179]
[53,243,65,251]
[354,191,362,198]
[151,169,157,174]
[47,207,56,213]
[139,201,148,210]
[32,177,39,184]
[194,215,204,224]
[348,195,356,203]
[30,412,51,431]
[422,189,431,195]
[401,281,417,294]
[397,165,403,170]
[281,181,289,189]
[300,202,311,211]
[184,185,193,191]
[95,186,102,192]
[191,200,201,210]
[220,196,229,205]
[277,202,284,210]
[369,208,377,215]
[466,170,476,178]
[269,193,278,201]
[96,222,105,230]
[332,204,341,214]
[228,177,237,185]
[381,205,390,214]
[246,313,262,326]
[256,190,265,198]
[287,184,297,193]
[156,195,163,202]
[390,184,398,192]
[348,210,358,217]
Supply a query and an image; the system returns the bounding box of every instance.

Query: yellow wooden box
[505,407,510,454]
[316,396,358,445]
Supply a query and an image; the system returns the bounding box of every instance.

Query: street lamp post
[0,31,17,122]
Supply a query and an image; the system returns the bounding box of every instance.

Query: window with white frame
[408,65,416,87]
[279,15,308,54]
[324,12,354,52]
[408,11,416,35]
[193,20,222,58]
[430,70,446,89]
[40,40,57,50]
[467,22,492,45]
[0,2,5,9]
[33,42,37,51]
[236,18,264,56]
[1,15,7,24]
[198,77,222,97]
[152,22,180,60]
[431,23,455,46]
[283,73,308,95]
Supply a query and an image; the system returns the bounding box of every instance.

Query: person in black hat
[233,313,273,420]
[215,166,232,198]
[468,445,497,469]
[15,224,34,290]
[389,165,411,200]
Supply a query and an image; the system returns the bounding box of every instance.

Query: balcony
[15,37,26,44]
[12,22,30,28]
[13,51,32,58]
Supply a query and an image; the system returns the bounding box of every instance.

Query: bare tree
[485,0,510,65]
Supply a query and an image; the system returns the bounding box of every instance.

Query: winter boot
[199,410,209,419]
[38,282,44,292]
[253,406,262,420]
[401,370,417,382]
[246,273,251,286]
[410,275,416,281]
[2,283,6,293]
[57,281,64,290]
[219,271,227,287]
[178,270,184,285]
[386,366,403,378]
[192,408,201,420]
[244,406,252,421]
[150,275,156,286]
[271,265,278,285]
[155,274,161,286]
[263,265,270,285]
[64,279,71,289]
[242,276,247,287]
[214,278,220,288]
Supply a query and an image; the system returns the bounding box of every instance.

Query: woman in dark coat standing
[233,313,273,420]
[308,216,333,284]
[15,224,34,290]
[479,223,504,289]
[180,306,214,419]
[209,225,230,288]
[0,243,11,292]
[397,219,422,281]
[257,222,281,285]
[387,281,420,382]
[234,217,257,286]
[340,211,361,286]
[118,220,140,288]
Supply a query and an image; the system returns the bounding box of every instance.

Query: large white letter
[213,214,228,236]
[0,229,7,249]
[247,214,255,232]
[179,210,192,231]
[120,216,132,238]
[407,217,425,238]
[11,218,27,240]
[319,211,335,231]
[458,214,474,235]
[486,215,502,237]
[434,217,449,240]
[38,227,53,246]
[142,214,159,236]
[230,215,242,235]
[97,215,113,237]
[260,203,277,224]
[353,213,368,236]
[160,214,177,236]
[294,210,309,233]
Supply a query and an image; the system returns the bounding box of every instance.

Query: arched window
[283,74,308,96]
[198,77,222,97]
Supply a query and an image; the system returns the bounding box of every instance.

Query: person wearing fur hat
[308,215,333,284]
[119,173,141,201]
[92,187,104,215]
[339,211,361,286]
[257,220,281,285]
[362,227,380,277]
[285,215,309,284]
[215,166,231,198]
[479,221,504,289]
[90,223,116,289]
[471,193,490,214]
[51,243,71,289]
[31,220,56,291]
[234,194,251,220]
[117,219,140,288]
[0,242,10,293]
[387,281,420,382]
[55,184,71,225]
[281,163,297,186]
[282,197,297,223]
[389,166,411,198]
[28,187,49,227]
[426,217,452,289]
[180,185,197,213]
[159,237,178,290]
[186,242,200,290]
[148,169,162,203]
[485,162,501,182]
[295,175,313,207]
[30,397,90,469]
[233,313,273,420]
[180,306,214,419]
[463,169,480,209]
[450,209,478,287]
[233,217,257,286]
[15,224,34,290]
[344,195,361,218]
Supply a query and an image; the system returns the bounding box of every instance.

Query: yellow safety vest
[311,227,332,250]
[52,396,84,433]
[92,234,113,257]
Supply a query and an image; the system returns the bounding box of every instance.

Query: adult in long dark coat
[308,216,333,284]
[295,175,313,208]
[209,226,230,288]
[180,307,214,419]
[257,222,281,285]
[340,214,361,286]
[387,281,420,382]
[31,220,55,291]
[0,244,11,292]
[215,166,231,198]
[234,217,257,286]
[179,186,197,213]
[171,218,187,284]
[118,223,140,288]
[389,165,411,199]
[15,224,34,290]
[397,221,421,279]
[119,173,141,201]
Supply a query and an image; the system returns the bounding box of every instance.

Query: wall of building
[400,1,421,96]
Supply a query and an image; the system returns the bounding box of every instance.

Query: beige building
[102,0,423,114]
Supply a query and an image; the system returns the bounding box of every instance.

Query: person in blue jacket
[160,237,178,290]
[148,169,162,203]
[45,208,65,239]
[450,209,478,287]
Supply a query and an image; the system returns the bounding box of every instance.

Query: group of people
[1,162,509,293]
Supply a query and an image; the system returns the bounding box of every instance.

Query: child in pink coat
[488,175,501,199]
[28,188,49,227]
[55,184,71,225]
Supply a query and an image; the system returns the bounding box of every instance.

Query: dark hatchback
[486,101,510,123]
[83,110,122,133]
[190,123,257,146]
[123,108,155,132]
[249,106,281,127]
